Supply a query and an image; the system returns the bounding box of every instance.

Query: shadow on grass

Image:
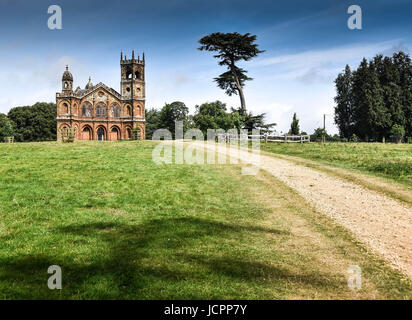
[0,217,342,299]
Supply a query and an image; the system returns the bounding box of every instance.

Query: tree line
[145,101,275,140]
[0,102,57,142]
[334,51,412,143]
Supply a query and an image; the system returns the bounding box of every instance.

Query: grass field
[261,142,412,188]
[0,141,411,299]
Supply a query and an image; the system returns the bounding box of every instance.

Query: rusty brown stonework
[56,50,146,141]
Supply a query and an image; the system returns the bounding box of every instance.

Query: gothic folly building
[56,50,145,141]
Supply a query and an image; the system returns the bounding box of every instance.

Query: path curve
[181,141,412,278]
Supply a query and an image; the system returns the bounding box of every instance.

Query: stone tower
[62,65,73,94]
[120,50,145,127]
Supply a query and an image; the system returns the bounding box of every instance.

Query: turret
[62,65,73,94]
[120,50,145,98]
[85,76,93,90]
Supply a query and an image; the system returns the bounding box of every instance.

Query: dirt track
[182,141,412,278]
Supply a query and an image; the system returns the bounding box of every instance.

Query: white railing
[216,133,310,143]
[265,134,310,143]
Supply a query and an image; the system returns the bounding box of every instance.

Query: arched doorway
[81,126,92,140]
[125,127,132,139]
[97,127,106,141]
[110,127,120,140]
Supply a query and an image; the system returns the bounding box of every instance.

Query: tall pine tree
[334,65,354,138]
[393,52,412,139]
[289,113,300,135]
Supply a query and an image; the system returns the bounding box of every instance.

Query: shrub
[131,127,141,140]
[390,124,405,143]
[59,126,76,143]
[350,134,359,143]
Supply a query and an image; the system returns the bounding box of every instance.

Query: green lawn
[0,141,410,299]
[261,142,412,187]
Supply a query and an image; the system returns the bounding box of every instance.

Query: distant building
[56,50,145,141]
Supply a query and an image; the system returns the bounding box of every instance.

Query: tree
[289,113,300,135]
[241,111,276,134]
[390,124,405,143]
[374,55,404,139]
[8,102,56,142]
[392,51,412,139]
[311,128,328,142]
[350,133,359,142]
[145,108,161,140]
[0,113,15,142]
[193,101,243,135]
[335,51,412,142]
[351,58,390,141]
[158,101,189,138]
[334,65,355,138]
[198,32,264,116]
[366,60,392,140]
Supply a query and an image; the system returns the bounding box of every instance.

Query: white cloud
[254,40,402,69]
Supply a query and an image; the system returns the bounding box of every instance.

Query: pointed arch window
[96,103,107,118]
[62,103,69,114]
[125,105,131,116]
[81,102,93,117]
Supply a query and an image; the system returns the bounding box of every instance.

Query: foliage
[131,127,141,140]
[158,101,189,138]
[193,101,243,135]
[198,32,264,115]
[390,124,405,143]
[0,113,15,142]
[59,126,76,143]
[289,113,300,135]
[334,65,355,138]
[334,52,412,142]
[310,128,327,142]
[147,101,275,138]
[145,108,162,140]
[7,102,56,142]
[350,134,359,143]
[241,111,276,134]
[331,134,341,142]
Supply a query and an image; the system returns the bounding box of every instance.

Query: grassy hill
[0,141,410,299]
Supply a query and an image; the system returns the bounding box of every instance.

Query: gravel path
[183,141,412,278]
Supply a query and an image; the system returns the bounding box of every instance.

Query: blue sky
[0,0,411,134]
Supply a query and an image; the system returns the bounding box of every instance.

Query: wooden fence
[4,136,14,143]
[265,134,310,143]
[216,133,310,143]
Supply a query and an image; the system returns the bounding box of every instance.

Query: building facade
[56,50,145,141]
